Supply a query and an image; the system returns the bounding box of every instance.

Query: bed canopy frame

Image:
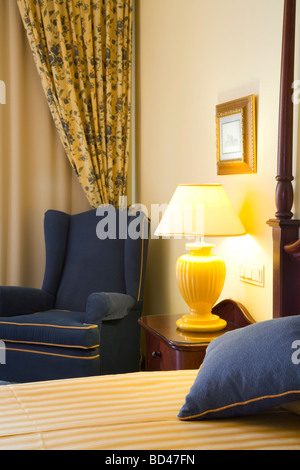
[267,0,300,318]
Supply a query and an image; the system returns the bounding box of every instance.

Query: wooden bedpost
[276,0,296,220]
[267,0,300,318]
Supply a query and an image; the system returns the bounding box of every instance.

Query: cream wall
[136,0,288,322]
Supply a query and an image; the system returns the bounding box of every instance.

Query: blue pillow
[178,316,300,420]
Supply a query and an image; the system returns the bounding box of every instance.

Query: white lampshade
[155,184,246,238]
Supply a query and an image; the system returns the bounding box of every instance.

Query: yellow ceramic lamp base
[176,315,227,332]
[175,243,227,333]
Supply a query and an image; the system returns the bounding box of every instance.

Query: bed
[0,369,300,451]
[1,0,300,451]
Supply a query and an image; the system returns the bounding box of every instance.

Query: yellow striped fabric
[0,370,299,450]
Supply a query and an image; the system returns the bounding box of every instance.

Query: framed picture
[216,95,256,175]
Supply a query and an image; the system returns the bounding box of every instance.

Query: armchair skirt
[0,310,101,382]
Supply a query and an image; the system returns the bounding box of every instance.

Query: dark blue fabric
[0,286,54,317]
[42,210,70,296]
[0,310,100,349]
[125,212,149,301]
[178,316,300,420]
[0,208,149,382]
[100,308,142,375]
[54,209,127,311]
[0,342,100,383]
[86,292,136,323]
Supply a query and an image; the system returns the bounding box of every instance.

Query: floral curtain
[17,0,133,208]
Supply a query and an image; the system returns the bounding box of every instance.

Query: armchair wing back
[0,208,149,383]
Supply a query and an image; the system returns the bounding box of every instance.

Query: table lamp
[154,184,246,332]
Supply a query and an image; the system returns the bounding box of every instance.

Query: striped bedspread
[0,369,299,450]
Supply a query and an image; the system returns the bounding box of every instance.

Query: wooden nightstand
[138,299,255,371]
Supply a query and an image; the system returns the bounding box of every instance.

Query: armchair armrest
[85,292,136,325]
[0,286,55,317]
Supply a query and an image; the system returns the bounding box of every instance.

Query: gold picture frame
[216,95,256,175]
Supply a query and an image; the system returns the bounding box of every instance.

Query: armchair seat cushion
[0,310,100,350]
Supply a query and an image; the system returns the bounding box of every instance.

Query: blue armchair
[0,208,149,383]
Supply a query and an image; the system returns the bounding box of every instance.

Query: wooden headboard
[267,0,300,318]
